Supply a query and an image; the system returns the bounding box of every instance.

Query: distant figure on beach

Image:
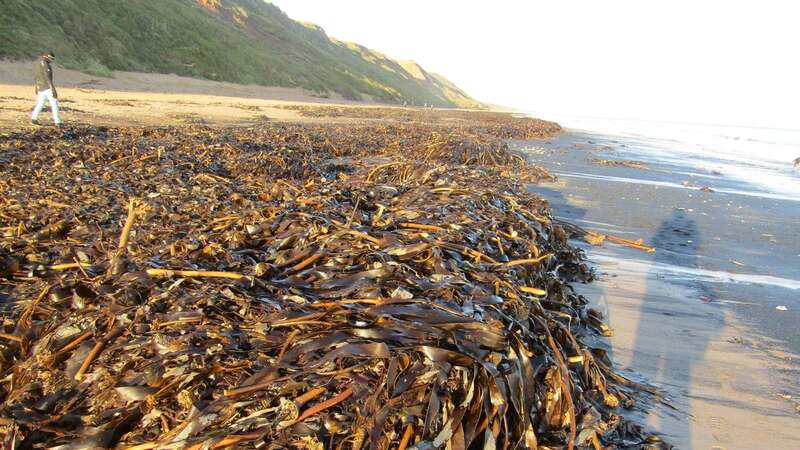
[793,157,800,168]
[31,51,61,127]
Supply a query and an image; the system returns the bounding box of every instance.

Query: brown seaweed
[0,116,667,449]
[590,159,648,170]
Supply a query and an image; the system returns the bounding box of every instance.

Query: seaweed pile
[279,106,563,141]
[590,160,648,171]
[0,121,665,449]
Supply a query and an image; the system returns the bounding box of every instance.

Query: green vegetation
[0,0,482,108]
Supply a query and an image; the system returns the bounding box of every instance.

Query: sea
[519,113,800,351]
[538,114,800,202]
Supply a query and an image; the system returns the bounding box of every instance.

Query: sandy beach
[0,61,398,129]
[1,66,798,447]
[3,0,798,445]
[522,130,800,448]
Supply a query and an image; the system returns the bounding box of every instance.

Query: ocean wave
[588,252,800,292]
[533,114,800,200]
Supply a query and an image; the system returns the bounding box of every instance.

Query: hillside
[0,0,482,108]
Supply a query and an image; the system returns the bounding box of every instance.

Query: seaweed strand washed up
[0,116,667,449]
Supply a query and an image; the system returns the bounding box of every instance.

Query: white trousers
[31,89,61,124]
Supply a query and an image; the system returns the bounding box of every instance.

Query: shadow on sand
[530,181,724,448]
[628,209,720,447]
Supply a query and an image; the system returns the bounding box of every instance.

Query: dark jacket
[33,57,55,95]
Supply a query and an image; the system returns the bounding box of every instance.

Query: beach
[0,95,592,448]
[1,72,799,447]
[0,61,390,130]
[520,124,800,448]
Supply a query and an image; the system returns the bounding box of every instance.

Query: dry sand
[0,61,399,129]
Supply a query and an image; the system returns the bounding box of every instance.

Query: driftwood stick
[0,332,23,343]
[397,424,415,450]
[310,298,383,309]
[145,269,246,280]
[290,252,325,272]
[293,385,354,424]
[519,286,547,296]
[74,340,105,381]
[294,386,327,407]
[106,198,139,277]
[74,326,125,381]
[50,262,92,271]
[605,235,656,253]
[45,264,253,284]
[118,198,138,251]
[400,222,444,232]
[503,253,553,268]
[57,330,93,353]
[155,317,203,329]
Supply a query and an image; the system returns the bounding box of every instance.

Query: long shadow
[527,132,730,446]
[534,181,723,447]
[629,209,719,447]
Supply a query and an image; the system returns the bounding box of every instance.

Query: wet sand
[520,132,800,449]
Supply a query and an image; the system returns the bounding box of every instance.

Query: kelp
[590,160,648,170]
[279,106,562,141]
[0,118,667,449]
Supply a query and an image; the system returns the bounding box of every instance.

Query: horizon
[268,0,800,130]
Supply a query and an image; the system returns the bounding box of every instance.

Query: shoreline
[523,129,800,448]
[3,81,796,447]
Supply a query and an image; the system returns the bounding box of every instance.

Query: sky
[268,0,800,129]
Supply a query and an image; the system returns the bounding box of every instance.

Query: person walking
[31,51,61,127]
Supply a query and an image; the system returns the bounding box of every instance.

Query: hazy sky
[268,1,799,129]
